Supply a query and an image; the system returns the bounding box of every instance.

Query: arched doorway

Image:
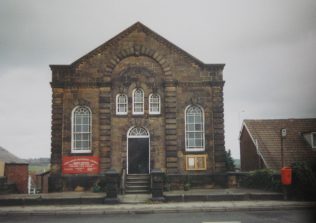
[127,127,150,174]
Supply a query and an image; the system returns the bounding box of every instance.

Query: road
[0,209,315,223]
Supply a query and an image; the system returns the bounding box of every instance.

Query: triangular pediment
[70,22,220,68]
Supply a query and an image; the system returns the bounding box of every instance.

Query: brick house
[240,119,316,171]
[49,22,226,192]
[0,146,29,193]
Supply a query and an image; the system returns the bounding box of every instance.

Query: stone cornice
[178,81,225,87]
[205,64,225,71]
[50,65,73,72]
[50,81,111,88]
[163,80,178,87]
[50,80,225,89]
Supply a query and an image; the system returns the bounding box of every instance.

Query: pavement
[0,188,284,206]
[0,188,315,215]
[164,188,284,202]
[0,200,315,216]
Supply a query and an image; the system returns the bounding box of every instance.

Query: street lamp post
[280,128,287,167]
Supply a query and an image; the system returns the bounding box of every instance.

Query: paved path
[0,200,314,216]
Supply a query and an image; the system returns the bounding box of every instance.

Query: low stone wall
[165,172,251,190]
[48,172,247,192]
[49,175,100,192]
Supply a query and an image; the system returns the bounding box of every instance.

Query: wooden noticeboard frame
[185,154,207,171]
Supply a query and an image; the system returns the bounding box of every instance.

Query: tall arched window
[185,105,205,151]
[116,94,128,115]
[133,88,144,115]
[149,93,160,114]
[72,106,92,153]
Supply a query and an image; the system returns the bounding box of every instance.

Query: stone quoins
[104,46,172,77]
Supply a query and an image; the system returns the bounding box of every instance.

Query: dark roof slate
[243,118,316,169]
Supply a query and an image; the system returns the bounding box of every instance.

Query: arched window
[72,106,92,153]
[116,94,128,115]
[149,93,160,114]
[128,127,149,137]
[185,105,205,151]
[133,88,144,115]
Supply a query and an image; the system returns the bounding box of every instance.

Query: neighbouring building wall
[4,164,29,193]
[36,172,50,193]
[0,161,4,176]
[240,128,264,171]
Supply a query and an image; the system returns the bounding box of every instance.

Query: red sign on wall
[62,156,100,174]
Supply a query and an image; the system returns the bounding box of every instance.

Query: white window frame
[71,106,92,153]
[149,93,161,115]
[312,132,316,149]
[185,105,205,152]
[132,88,144,115]
[116,94,128,115]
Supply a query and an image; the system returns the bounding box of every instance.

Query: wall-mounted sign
[62,156,99,174]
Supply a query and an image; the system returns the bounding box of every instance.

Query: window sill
[116,113,128,116]
[185,148,205,152]
[71,150,92,154]
[149,113,161,115]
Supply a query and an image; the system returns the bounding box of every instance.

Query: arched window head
[72,106,92,153]
[133,88,144,115]
[149,94,160,114]
[185,105,205,151]
[128,127,149,138]
[116,94,128,115]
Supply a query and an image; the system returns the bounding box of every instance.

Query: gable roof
[242,118,316,169]
[0,146,27,164]
[63,22,224,69]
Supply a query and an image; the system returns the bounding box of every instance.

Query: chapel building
[49,22,226,191]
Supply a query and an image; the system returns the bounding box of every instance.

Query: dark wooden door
[128,138,149,174]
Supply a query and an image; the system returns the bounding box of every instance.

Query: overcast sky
[0,0,315,159]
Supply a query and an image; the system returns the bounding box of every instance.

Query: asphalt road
[0,209,315,223]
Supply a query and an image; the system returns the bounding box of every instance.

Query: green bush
[290,161,316,200]
[225,149,235,171]
[240,169,281,191]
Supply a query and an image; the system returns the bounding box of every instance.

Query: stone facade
[49,22,226,191]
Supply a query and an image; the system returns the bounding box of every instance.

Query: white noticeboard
[188,157,195,168]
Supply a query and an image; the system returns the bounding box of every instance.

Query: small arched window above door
[128,127,149,137]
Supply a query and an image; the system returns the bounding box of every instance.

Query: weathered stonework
[49,22,226,191]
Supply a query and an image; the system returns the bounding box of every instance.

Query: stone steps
[125,174,150,194]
